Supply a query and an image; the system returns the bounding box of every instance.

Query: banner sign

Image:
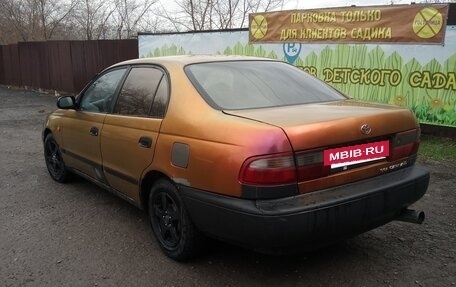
[249,5,449,44]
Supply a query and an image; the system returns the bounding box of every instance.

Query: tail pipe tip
[395,209,425,224]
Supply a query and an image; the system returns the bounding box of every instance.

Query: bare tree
[0,0,287,43]
[0,7,19,44]
[173,0,213,30]
[113,0,158,39]
[73,0,116,40]
[0,0,163,43]
[212,0,239,29]
[161,0,284,31]
[40,0,78,39]
[0,0,39,42]
[0,0,77,43]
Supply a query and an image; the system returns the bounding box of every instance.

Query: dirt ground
[0,86,455,287]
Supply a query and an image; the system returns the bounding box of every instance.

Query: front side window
[114,67,166,117]
[185,61,347,110]
[80,68,127,113]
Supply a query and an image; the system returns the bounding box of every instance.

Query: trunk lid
[224,100,419,151]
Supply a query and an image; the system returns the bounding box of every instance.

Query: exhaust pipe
[395,209,425,224]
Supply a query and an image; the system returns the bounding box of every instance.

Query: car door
[100,66,169,202]
[59,67,128,181]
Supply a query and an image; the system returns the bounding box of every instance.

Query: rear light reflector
[239,153,297,185]
[296,149,330,182]
[389,129,420,161]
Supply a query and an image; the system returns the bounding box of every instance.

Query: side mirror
[57,96,76,109]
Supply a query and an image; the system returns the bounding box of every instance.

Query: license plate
[324,140,389,168]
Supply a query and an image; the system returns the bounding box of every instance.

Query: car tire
[149,179,204,261]
[44,133,71,183]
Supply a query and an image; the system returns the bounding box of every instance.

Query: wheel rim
[44,139,64,178]
[151,191,182,249]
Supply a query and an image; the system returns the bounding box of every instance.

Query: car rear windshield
[185,60,347,110]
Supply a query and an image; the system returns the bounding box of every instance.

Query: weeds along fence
[0,40,138,93]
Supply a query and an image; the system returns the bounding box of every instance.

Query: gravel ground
[1,86,455,287]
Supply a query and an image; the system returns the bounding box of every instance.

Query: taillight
[296,149,330,181]
[239,149,332,186]
[389,128,420,161]
[239,153,297,185]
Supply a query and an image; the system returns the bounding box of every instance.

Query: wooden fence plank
[0,39,138,92]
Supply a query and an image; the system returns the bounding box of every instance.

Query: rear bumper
[180,165,429,253]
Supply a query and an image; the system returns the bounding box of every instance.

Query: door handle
[89,127,99,136]
[138,136,152,148]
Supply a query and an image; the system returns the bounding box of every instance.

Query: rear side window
[150,76,169,118]
[114,67,166,117]
[185,61,346,110]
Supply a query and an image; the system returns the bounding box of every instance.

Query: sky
[281,0,406,9]
[160,0,412,14]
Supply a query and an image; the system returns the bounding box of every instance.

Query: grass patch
[419,135,456,161]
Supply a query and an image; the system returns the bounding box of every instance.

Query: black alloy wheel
[149,179,203,261]
[153,191,181,248]
[44,134,70,182]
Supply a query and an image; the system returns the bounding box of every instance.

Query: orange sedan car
[43,56,429,261]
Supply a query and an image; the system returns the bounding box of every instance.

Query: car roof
[110,55,278,69]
